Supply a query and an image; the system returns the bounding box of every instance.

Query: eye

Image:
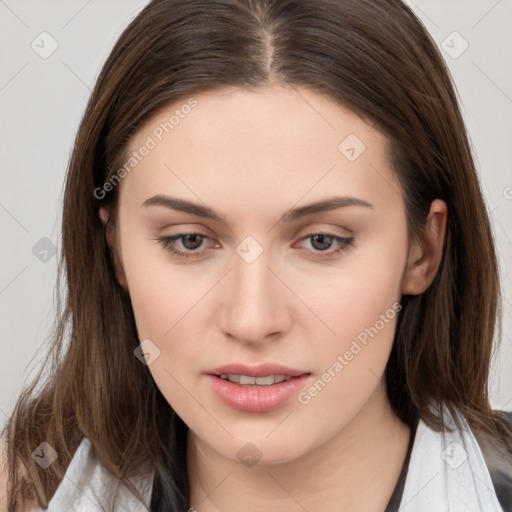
[297,233,354,258]
[157,233,215,260]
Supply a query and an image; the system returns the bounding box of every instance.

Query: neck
[187,384,411,512]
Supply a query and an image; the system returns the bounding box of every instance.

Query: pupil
[312,234,332,251]
[183,234,203,250]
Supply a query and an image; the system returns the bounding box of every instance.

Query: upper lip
[207,363,309,378]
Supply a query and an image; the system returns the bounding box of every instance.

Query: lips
[206,363,311,412]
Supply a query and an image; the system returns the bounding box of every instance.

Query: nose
[218,250,291,346]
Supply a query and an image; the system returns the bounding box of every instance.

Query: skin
[100,84,447,511]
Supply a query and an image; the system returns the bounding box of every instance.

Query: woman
[1,0,511,510]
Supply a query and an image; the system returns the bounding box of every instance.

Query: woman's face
[106,85,414,465]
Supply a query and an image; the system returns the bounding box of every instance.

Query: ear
[402,199,448,295]
[99,207,128,290]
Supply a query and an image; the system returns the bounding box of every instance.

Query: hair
[2,0,510,510]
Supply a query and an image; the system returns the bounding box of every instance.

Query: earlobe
[402,199,448,295]
[99,207,115,247]
[98,207,129,291]
[99,206,109,225]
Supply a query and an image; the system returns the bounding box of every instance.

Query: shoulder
[495,410,512,432]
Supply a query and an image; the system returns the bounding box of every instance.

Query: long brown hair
[2,0,509,510]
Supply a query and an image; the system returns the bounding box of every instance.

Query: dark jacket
[479,411,512,512]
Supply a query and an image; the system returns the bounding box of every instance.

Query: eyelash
[156,232,354,260]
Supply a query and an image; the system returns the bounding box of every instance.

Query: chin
[203,431,310,468]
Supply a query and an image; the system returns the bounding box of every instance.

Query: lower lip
[206,374,310,412]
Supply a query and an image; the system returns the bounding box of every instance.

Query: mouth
[206,363,311,412]
[217,374,295,386]
[207,373,311,413]
[207,363,309,384]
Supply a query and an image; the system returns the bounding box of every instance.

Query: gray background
[1,0,511,430]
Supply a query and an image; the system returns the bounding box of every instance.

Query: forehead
[120,85,402,217]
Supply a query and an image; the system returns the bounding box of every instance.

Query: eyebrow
[141,194,373,224]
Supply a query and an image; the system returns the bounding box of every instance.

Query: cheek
[295,291,401,443]
[125,262,210,424]
[119,233,217,408]
[119,227,211,336]
[300,227,407,347]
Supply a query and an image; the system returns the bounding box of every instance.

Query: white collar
[399,406,504,511]
[46,437,153,511]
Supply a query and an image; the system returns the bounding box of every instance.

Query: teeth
[239,375,257,385]
[219,374,292,386]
